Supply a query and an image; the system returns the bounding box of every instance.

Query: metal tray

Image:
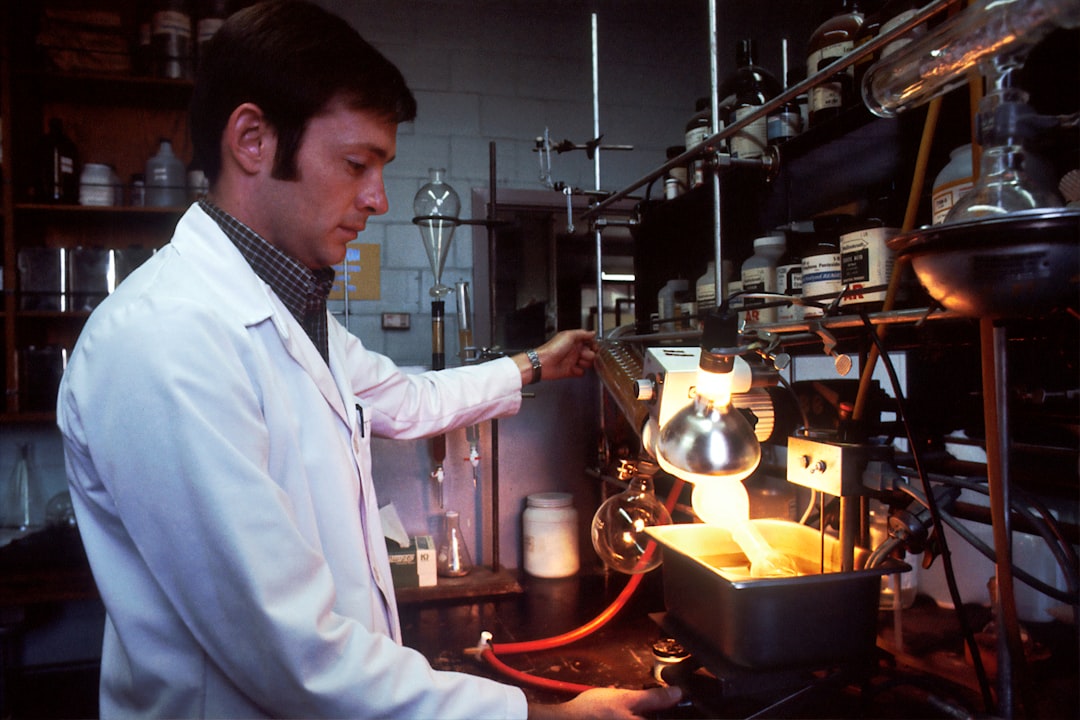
[646,520,906,670]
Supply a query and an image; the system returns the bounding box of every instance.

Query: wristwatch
[525,349,542,385]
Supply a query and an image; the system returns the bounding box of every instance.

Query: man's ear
[221,102,276,176]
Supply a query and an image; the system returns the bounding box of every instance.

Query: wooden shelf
[394,567,524,604]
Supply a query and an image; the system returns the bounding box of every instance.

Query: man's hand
[514,329,599,385]
[529,685,685,720]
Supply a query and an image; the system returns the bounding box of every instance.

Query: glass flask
[1,443,46,533]
[436,510,472,577]
[413,168,460,298]
[591,469,672,574]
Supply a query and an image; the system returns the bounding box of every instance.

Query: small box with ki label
[386,535,437,588]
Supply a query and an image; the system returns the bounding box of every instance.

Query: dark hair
[190,0,417,184]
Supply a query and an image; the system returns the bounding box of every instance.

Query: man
[57,1,681,718]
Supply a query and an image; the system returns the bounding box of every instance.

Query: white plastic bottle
[931,144,974,225]
[145,138,187,207]
[740,235,786,324]
[657,278,690,331]
[523,493,579,578]
[775,243,803,323]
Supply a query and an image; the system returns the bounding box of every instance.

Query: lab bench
[2,527,1076,719]
[401,569,1079,719]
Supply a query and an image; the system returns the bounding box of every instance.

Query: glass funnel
[591,465,672,574]
[413,168,460,298]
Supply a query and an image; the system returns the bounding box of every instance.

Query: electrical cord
[475,477,685,694]
[906,470,1080,587]
[893,475,1079,607]
[858,312,996,712]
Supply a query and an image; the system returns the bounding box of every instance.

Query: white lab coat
[57,205,529,719]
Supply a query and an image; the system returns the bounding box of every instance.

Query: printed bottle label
[801,251,841,317]
[840,227,897,306]
[731,106,767,159]
[931,178,974,225]
[807,42,853,113]
[776,263,803,322]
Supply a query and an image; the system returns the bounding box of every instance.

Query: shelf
[393,566,524,604]
[14,203,188,219]
[12,68,193,108]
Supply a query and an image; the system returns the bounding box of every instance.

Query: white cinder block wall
[4,1,826,572]
[317,0,713,366]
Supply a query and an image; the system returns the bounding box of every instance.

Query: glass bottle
[767,39,804,147]
[196,0,230,63]
[801,215,850,317]
[1,443,46,533]
[146,138,187,207]
[721,39,781,160]
[591,464,672,575]
[134,2,154,76]
[152,0,194,80]
[741,234,786,324]
[684,97,714,189]
[436,510,472,577]
[840,184,901,312]
[806,0,865,128]
[776,235,804,323]
[413,168,460,298]
[38,118,79,204]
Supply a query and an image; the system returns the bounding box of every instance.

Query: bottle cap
[753,234,786,249]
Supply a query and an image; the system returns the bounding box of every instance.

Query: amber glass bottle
[806,0,865,128]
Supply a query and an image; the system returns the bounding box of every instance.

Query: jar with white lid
[523,492,578,578]
[79,163,116,207]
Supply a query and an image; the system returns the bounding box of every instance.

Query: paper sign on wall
[330,242,380,301]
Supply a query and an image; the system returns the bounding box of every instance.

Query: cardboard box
[386,535,436,588]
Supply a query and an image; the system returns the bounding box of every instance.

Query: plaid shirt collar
[200,199,335,364]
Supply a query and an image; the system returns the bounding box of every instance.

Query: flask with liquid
[38,118,79,204]
[0,443,46,533]
[721,39,781,160]
[436,510,473,577]
[741,234,786,324]
[146,139,188,207]
[806,0,865,128]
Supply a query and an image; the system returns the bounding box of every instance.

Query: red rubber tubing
[481,478,685,691]
[480,647,595,695]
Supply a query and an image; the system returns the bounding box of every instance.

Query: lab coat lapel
[326,325,402,640]
[267,306,350,426]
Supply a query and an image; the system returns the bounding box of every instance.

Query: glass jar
[523,492,578,578]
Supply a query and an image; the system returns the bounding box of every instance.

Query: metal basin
[889,208,1079,318]
[646,520,905,670]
